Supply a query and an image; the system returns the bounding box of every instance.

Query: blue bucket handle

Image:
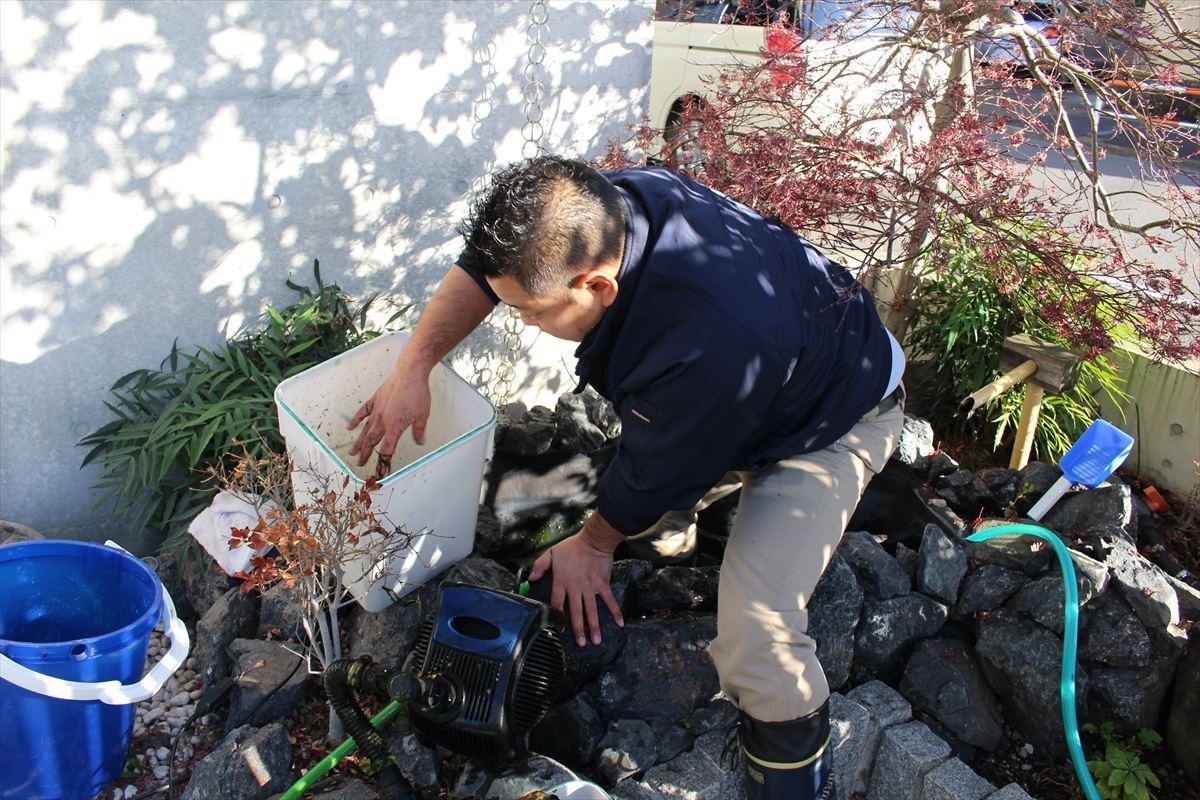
[0,541,190,705]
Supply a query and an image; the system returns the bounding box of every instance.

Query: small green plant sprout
[1083,722,1163,800]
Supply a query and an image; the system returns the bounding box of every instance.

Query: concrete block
[846,679,913,728]
[845,680,913,796]
[987,784,1037,800]
[609,780,665,800]
[923,758,997,800]
[866,721,952,800]
[639,730,739,800]
[830,692,873,798]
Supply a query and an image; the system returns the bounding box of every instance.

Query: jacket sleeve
[455,249,500,305]
[595,324,783,536]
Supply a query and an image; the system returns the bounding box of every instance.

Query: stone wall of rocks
[143,397,1198,799]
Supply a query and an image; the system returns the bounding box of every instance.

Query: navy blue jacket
[459,167,894,536]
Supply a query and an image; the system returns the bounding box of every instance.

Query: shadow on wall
[0,0,653,541]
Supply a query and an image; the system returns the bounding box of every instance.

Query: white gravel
[90,624,206,800]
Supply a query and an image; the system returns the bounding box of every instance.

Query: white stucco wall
[0,0,654,545]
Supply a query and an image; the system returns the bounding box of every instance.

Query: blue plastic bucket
[0,540,170,799]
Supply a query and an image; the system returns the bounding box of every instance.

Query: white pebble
[143,707,165,724]
[170,691,190,706]
[189,689,203,700]
[190,735,200,745]
[153,765,169,780]
[112,789,123,800]
[133,725,145,738]
[156,746,170,762]
[185,657,197,670]
[124,786,138,799]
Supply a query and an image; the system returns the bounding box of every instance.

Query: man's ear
[577,268,619,307]
[583,270,619,307]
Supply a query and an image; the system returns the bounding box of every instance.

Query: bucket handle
[0,541,191,705]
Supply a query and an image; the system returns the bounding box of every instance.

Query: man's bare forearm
[396,266,496,377]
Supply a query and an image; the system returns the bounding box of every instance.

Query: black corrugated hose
[322,656,409,800]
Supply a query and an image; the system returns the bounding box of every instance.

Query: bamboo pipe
[960,359,1037,416]
[1010,384,1046,470]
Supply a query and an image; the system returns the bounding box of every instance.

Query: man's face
[486,270,616,342]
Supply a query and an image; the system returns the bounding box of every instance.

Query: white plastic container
[274,331,497,612]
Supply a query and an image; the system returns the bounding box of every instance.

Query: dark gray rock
[965,525,1053,576]
[443,555,514,591]
[1007,567,1104,636]
[894,542,920,582]
[526,560,650,690]
[1086,658,1179,731]
[495,419,557,456]
[975,610,1087,758]
[488,452,603,531]
[809,554,864,691]
[182,551,240,624]
[634,565,719,613]
[581,387,622,439]
[530,691,605,766]
[934,470,995,518]
[194,587,261,686]
[472,506,506,559]
[181,723,295,800]
[1014,462,1062,515]
[953,565,1027,619]
[978,468,1022,510]
[556,393,608,454]
[596,719,659,784]
[348,580,438,672]
[926,452,961,484]
[595,615,720,724]
[899,639,1004,751]
[1165,630,1200,786]
[1042,484,1136,544]
[690,697,739,735]
[648,717,696,764]
[853,594,949,681]
[1105,539,1180,630]
[384,717,441,794]
[0,519,43,544]
[892,415,935,466]
[295,778,380,799]
[917,524,968,604]
[1080,592,1152,667]
[257,583,307,641]
[225,639,310,732]
[838,531,911,599]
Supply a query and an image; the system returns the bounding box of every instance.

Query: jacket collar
[573,186,649,393]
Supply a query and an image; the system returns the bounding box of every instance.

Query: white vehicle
[648,0,929,167]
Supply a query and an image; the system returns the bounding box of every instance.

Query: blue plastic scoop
[1028,419,1135,520]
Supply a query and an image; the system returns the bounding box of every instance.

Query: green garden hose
[966,523,1101,800]
[278,700,406,800]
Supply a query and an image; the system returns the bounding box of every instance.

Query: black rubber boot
[739,701,836,800]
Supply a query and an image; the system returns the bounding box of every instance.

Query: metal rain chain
[475,0,550,413]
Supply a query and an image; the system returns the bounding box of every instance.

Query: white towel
[187,491,276,575]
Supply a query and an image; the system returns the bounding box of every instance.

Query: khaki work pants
[626,394,905,723]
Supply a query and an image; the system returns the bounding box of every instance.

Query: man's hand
[530,512,626,647]
[347,363,431,468]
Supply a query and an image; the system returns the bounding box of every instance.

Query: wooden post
[1010,384,1046,469]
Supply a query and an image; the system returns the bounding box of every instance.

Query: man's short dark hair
[459,156,626,296]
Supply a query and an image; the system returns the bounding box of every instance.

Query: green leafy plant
[1083,722,1163,800]
[905,223,1130,462]
[80,260,409,555]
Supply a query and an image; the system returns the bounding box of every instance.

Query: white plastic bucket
[274,331,497,611]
